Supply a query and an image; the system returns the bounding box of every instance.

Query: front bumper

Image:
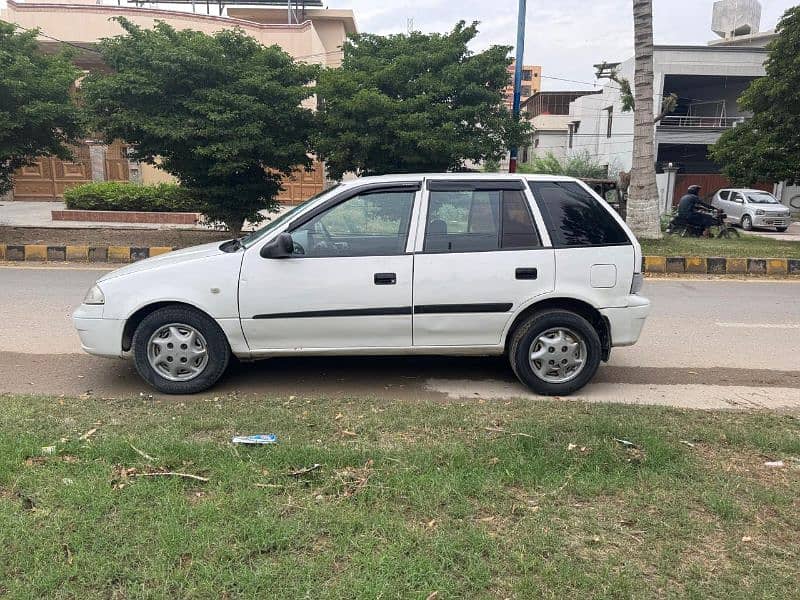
[752,214,791,228]
[600,294,651,347]
[72,304,125,358]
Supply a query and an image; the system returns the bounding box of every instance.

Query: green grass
[641,233,800,259]
[1,394,799,598]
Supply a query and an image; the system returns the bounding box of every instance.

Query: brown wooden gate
[276,160,325,205]
[12,141,130,201]
[673,174,773,205]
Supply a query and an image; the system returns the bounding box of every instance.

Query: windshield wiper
[219,238,242,252]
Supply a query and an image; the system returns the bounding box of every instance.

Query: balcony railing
[657,115,747,129]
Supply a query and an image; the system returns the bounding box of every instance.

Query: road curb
[643,256,799,276]
[0,243,174,263]
[1,243,799,277]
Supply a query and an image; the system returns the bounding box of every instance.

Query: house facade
[1,0,356,203]
[502,61,541,111]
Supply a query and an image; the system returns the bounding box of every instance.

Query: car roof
[719,188,773,193]
[339,172,583,187]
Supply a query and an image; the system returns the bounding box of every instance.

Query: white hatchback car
[73,174,650,396]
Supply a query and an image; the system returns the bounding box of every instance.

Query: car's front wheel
[132,306,230,394]
[741,215,753,231]
[509,310,601,396]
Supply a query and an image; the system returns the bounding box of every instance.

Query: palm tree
[627,0,662,239]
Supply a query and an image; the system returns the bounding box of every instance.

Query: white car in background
[73,173,650,396]
[711,189,792,232]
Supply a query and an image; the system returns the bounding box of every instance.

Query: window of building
[528,181,630,247]
[522,69,533,80]
[521,85,532,97]
[606,106,613,139]
[424,189,540,253]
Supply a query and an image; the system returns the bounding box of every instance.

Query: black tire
[509,310,602,396]
[776,227,788,233]
[741,215,753,231]
[132,306,230,394]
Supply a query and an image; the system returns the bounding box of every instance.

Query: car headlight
[83,284,105,305]
[755,209,765,216]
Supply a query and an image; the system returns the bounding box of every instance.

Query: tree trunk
[627,0,662,239]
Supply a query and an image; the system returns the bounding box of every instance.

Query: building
[502,61,541,110]
[519,90,601,164]
[0,0,356,203]
[560,0,786,212]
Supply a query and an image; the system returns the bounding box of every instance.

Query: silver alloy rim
[146,323,209,382]
[528,327,587,384]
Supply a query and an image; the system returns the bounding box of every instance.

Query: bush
[63,182,201,213]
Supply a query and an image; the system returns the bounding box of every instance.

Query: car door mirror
[260,232,294,259]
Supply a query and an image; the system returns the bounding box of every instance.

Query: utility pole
[508,0,527,173]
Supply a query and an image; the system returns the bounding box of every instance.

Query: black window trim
[526,180,632,249]
[283,181,421,258]
[421,186,542,255]
[426,179,526,192]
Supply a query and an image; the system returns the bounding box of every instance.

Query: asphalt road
[2,265,799,408]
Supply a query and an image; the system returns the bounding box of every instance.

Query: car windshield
[239,185,341,248]
[746,192,780,204]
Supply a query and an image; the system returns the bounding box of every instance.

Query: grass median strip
[1,394,799,597]
[641,234,800,260]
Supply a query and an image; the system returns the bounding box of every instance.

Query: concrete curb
[1,243,799,276]
[0,244,173,263]
[644,255,800,276]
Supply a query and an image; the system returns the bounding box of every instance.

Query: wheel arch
[122,301,218,352]
[503,297,611,361]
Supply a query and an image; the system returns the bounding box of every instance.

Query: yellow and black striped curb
[1,244,799,276]
[643,256,800,276]
[0,244,174,263]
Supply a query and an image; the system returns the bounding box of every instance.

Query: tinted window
[424,189,539,253]
[718,190,730,201]
[290,190,414,257]
[528,181,630,247]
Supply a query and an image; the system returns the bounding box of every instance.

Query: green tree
[0,21,83,194]
[82,18,317,235]
[710,7,800,186]
[518,151,608,179]
[314,21,528,179]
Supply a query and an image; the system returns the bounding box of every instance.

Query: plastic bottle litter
[232,434,278,445]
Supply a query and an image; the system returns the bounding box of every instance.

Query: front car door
[411,179,555,347]
[238,182,421,352]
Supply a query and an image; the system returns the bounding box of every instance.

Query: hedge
[63,182,201,213]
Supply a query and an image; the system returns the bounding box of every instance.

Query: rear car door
[412,179,555,347]
[527,180,635,309]
[239,182,420,352]
[729,192,745,220]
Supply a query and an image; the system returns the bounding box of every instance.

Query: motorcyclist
[677,185,716,234]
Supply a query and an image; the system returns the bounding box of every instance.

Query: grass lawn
[1,394,799,598]
[640,233,800,259]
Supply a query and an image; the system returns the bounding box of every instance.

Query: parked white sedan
[73,174,650,396]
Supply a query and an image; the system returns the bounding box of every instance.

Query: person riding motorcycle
[677,185,716,234]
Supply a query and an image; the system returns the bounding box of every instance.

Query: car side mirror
[260,232,294,259]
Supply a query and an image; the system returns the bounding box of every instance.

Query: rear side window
[424,189,540,253]
[528,181,630,247]
[718,190,730,200]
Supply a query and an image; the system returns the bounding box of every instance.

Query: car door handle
[515,268,538,280]
[374,272,397,285]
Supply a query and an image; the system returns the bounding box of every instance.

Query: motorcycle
[666,207,740,239]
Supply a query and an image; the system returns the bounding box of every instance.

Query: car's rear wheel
[132,306,230,394]
[509,310,601,396]
[741,215,753,231]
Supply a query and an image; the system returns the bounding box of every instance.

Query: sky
[326,0,797,90]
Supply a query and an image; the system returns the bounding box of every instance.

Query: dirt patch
[0,226,229,248]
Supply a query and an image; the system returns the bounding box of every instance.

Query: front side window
[290,189,415,257]
[528,181,630,247]
[424,189,539,253]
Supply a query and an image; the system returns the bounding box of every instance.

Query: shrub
[63,182,201,213]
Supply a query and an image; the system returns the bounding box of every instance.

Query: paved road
[1,265,799,408]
